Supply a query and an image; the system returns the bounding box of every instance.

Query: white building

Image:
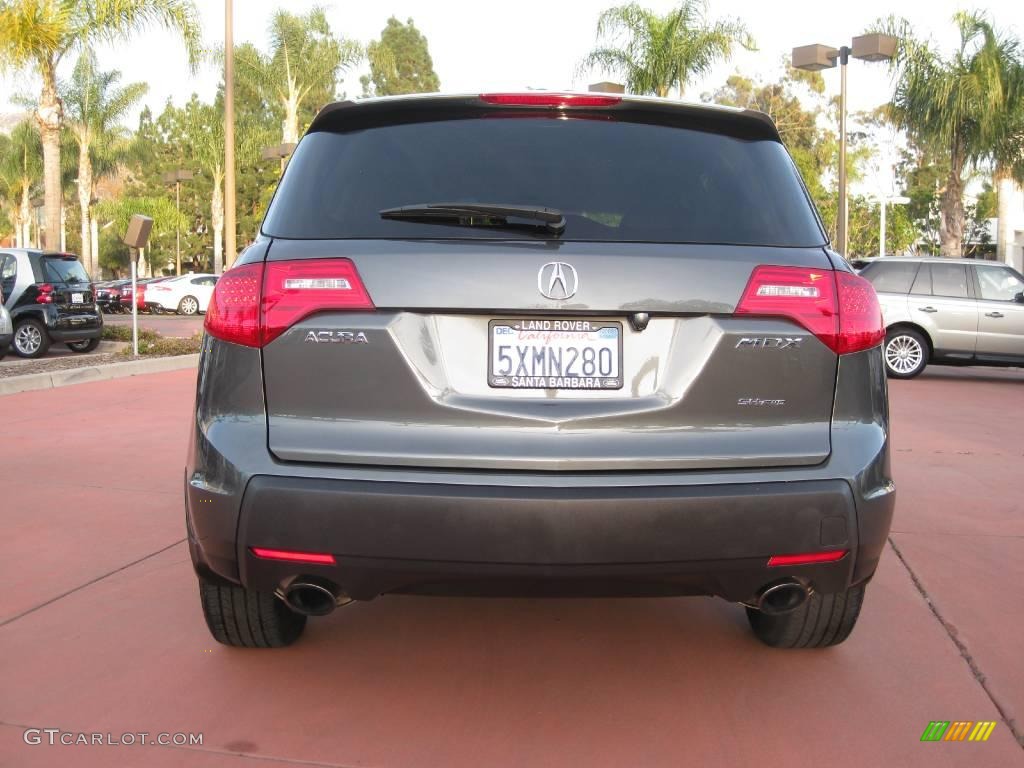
[997,180,1024,272]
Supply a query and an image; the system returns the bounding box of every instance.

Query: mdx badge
[304,330,369,344]
[735,337,804,349]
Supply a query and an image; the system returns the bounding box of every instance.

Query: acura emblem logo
[538,262,579,300]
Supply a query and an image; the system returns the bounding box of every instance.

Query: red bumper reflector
[767,550,848,567]
[250,547,336,565]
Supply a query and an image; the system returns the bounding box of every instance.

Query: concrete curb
[0,354,199,396]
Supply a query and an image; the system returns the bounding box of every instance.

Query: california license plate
[71,292,84,304]
[488,319,622,390]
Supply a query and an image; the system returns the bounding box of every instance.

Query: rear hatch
[239,95,858,472]
[38,253,95,309]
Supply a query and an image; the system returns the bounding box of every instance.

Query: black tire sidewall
[68,338,101,353]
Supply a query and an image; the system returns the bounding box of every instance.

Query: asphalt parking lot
[0,366,1022,767]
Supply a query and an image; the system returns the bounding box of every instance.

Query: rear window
[42,257,90,285]
[861,262,919,293]
[263,117,825,246]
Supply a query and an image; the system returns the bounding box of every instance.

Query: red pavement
[0,366,1022,767]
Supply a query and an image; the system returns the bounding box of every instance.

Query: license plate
[488,319,622,390]
[71,292,83,304]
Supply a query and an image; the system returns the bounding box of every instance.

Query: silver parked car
[187,92,894,650]
[859,257,1024,378]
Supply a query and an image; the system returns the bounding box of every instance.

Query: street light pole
[878,195,911,257]
[792,34,898,259]
[163,169,193,275]
[838,46,849,258]
[223,0,237,273]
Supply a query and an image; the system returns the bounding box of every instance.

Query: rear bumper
[186,340,895,603]
[45,308,102,341]
[219,475,868,601]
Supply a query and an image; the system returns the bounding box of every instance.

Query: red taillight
[204,259,374,348]
[262,259,374,345]
[833,271,886,354]
[204,263,263,347]
[35,283,54,304]
[479,92,621,107]
[250,547,336,565]
[735,266,883,355]
[767,550,848,567]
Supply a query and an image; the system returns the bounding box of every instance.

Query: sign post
[121,215,154,358]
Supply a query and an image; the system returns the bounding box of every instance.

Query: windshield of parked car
[262,116,826,246]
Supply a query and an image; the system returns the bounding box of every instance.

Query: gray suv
[859,257,1024,378]
[188,93,895,649]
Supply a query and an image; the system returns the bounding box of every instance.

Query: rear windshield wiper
[379,202,566,234]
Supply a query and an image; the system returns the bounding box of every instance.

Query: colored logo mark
[921,721,997,742]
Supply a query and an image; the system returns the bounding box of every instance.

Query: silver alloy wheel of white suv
[884,331,926,378]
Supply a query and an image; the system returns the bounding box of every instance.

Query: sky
[2,0,1021,117]
[1,0,1022,196]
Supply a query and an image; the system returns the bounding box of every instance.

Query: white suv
[860,257,1024,378]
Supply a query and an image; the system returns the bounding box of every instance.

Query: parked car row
[1,249,102,358]
[94,273,219,315]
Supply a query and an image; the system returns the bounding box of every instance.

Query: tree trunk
[60,206,66,252]
[35,67,63,251]
[938,143,965,258]
[212,171,224,274]
[283,93,299,145]
[657,85,669,98]
[20,187,31,249]
[91,218,99,278]
[78,143,93,277]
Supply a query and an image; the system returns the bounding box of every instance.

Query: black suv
[0,250,103,358]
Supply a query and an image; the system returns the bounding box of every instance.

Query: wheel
[12,319,50,359]
[198,574,306,648]
[178,295,200,316]
[883,328,928,379]
[746,583,865,648]
[67,338,101,353]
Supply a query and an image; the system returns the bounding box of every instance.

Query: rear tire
[884,328,928,379]
[67,338,100,353]
[198,575,306,648]
[13,319,50,359]
[746,583,866,648]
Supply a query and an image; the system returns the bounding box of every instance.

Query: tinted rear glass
[42,257,90,284]
[861,262,919,293]
[263,117,825,246]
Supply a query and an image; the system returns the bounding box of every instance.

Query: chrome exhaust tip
[756,580,811,615]
[279,577,350,616]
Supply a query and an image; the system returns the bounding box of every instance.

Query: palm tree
[581,1,754,98]
[183,97,265,273]
[63,52,147,278]
[0,0,200,253]
[882,12,1021,257]
[988,73,1024,264]
[236,7,361,145]
[0,120,42,248]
